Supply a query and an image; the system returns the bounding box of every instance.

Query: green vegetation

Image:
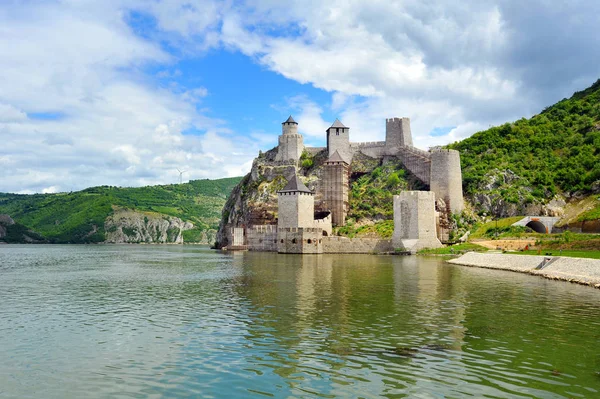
[300,150,314,169]
[335,160,412,238]
[418,243,489,255]
[337,220,394,239]
[469,216,526,239]
[449,79,600,204]
[348,160,409,221]
[0,177,241,243]
[515,250,600,260]
[577,195,600,221]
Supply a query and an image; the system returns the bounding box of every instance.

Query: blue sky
[1,0,599,193]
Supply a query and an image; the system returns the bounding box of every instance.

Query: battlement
[350,141,386,148]
[249,225,277,233]
[278,227,323,233]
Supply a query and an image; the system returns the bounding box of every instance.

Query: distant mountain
[448,79,600,217]
[0,177,242,244]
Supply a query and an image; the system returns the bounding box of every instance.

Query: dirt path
[473,239,536,250]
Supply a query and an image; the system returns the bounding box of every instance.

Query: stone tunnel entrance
[526,220,547,234]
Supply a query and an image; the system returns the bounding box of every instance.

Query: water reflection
[1,245,599,398]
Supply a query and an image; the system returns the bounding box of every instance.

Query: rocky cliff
[104,208,193,244]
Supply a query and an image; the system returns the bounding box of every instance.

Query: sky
[1,0,599,194]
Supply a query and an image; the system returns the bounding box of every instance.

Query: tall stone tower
[322,150,349,226]
[275,116,304,162]
[385,117,413,149]
[392,191,442,253]
[430,149,464,214]
[326,119,352,163]
[277,174,314,229]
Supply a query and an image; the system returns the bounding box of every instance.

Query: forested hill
[448,79,600,209]
[0,177,241,244]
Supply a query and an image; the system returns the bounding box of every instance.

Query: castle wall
[350,141,386,158]
[430,149,464,213]
[277,192,314,229]
[395,146,432,185]
[386,117,413,148]
[313,213,333,236]
[392,191,442,253]
[322,161,349,226]
[327,128,352,163]
[304,146,325,156]
[322,237,393,253]
[247,225,278,251]
[278,227,323,254]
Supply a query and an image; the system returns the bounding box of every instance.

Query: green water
[1,245,599,398]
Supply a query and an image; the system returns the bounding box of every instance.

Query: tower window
[336,128,339,134]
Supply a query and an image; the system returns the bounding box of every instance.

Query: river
[1,244,599,398]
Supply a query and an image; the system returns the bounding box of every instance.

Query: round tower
[282,115,299,135]
[430,149,464,214]
[275,116,304,162]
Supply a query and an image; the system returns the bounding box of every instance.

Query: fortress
[224,116,464,254]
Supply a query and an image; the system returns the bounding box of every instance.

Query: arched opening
[307,239,312,244]
[292,238,297,244]
[280,239,284,243]
[526,220,547,234]
[322,231,328,237]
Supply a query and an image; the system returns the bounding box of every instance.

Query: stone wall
[314,213,333,236]
[392,191,442,253]
[350,142,387,158]
[278,227,323,254]
[247,225,278,251]
[322,236,393,253]
[430,149,464,213]
[395,146,432,185]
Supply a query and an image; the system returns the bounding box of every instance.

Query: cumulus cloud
[1,0,598,192]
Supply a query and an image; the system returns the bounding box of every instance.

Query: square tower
[392,191,442,253]
[385,117,413,148]
[322,150,349,226]
[277,174,315,229]
[326,119,352,163]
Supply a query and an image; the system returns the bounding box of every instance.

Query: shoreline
[447,252,600,289]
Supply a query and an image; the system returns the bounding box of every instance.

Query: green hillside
[0,177,241,243]
[449,79,600,207]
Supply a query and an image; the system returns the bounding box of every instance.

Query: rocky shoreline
[447,252,600,289]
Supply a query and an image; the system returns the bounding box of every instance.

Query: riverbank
[447,252,600,288]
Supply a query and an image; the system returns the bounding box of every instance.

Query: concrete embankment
[447,252,600,288]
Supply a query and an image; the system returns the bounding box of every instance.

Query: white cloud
[1,0,599,193]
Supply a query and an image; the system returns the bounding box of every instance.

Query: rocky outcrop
[0,214,14,239]
[469,169,567,217]
[104,209,193,244]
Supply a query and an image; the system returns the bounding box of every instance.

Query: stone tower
[275,116,304,162]
[392,191,442,253]
[326,119,352,163]
[277,174,314,229]
[429,149,464,214]
[385,117,413,149]
[322,150,349,226]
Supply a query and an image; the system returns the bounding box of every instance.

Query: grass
[469,216,526,239]
[418,243,489,255]
[513,249,600,260]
